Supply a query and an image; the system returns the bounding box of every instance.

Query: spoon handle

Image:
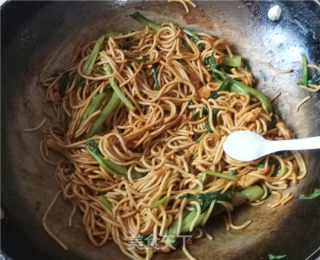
[269,136,320,152]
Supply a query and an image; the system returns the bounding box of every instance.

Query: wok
[1,1,320,259]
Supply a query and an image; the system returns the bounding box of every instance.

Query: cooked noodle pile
[40,14,306,260]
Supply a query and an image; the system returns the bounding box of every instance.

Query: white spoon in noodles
[223,130,320,162]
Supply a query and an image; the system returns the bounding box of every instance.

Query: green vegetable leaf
[130,12,162,31]
[85,140,124,176]
[86,93,121,138]
[196,133,205,143]
[138,234,153,246]
[221,55,242,68]
[75,76,85,88]
[257,157,280,176]
[193,105,209,117]
[81,89,110,125]
[206,121,213,133]
[164,186,263,248]
[179,191,232,213]
[268,254,287,259]
[85,141,143,179]
[205,56,217,75]
[268,114,278,130]
[298,188,320,200]
[148,195,168,208]
[58,72,70,97]
[206,109,219,133]
[151,66,160,90]
[231,170,238,175]
[232,185,264,206]
[103,63,134,110]
[202,171,237,181]
[211,68,273,112]
[97,195,112,211]
[300,54,308,86]
[163,210,206,248]
[275,151,291,158]
[82,34,105,75]
[188,100,195,106]
[208,78,232,100]
[182,28,205,51]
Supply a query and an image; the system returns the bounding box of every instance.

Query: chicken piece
[244,108,262,123]
[198,85,211,98]
[238,175,260,188]
[276,122,291,139]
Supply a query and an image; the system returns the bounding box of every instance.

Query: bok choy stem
[103,63,134,110]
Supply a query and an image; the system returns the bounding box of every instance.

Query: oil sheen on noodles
[40,14,306,260]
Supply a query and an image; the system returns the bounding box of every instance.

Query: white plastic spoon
[223,130,320,162]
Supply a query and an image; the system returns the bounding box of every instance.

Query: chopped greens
[105,32,120,38]
[206,121,213,133]
[58,72,70,97]
[164,186,264,248]
[207,78,232,100]
[130,12,205,51]
[196,133,206,143]
[151,66,160,90]
[139,234,153,246]
[202,171,237,181]
[103,63,134,110]
[75,75,85,88]
[163,210,207,248]
[237,185,264,202]
[179,191,232,213]
[86,93,121,138]
[148,195,168,208]
[300,54,308,86]
[85,140,127,177]
[97,195,112,211]
[258,157,281,176]
[299,54,320,89]
[275,151,291,158]
[231,170,238,175]
[82,35,105,76]
[268,254,287,260]
[269,114,278,130]
[212,68,273,112]
[182,28,205,51]
[81,87,112,124]
[130,12,162,31]
[188,100,195,106]
[85,141,143,179]
[204,56,217,80]
[298,188,320,200]
[221,55,242,68]
[193,105,209,117]
[205,109,219,133]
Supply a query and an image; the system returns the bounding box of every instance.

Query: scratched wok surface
[1,1,320,260]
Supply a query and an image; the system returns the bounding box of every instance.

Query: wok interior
[2,1,320,259]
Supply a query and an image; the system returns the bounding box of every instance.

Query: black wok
[1,1,320,259]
